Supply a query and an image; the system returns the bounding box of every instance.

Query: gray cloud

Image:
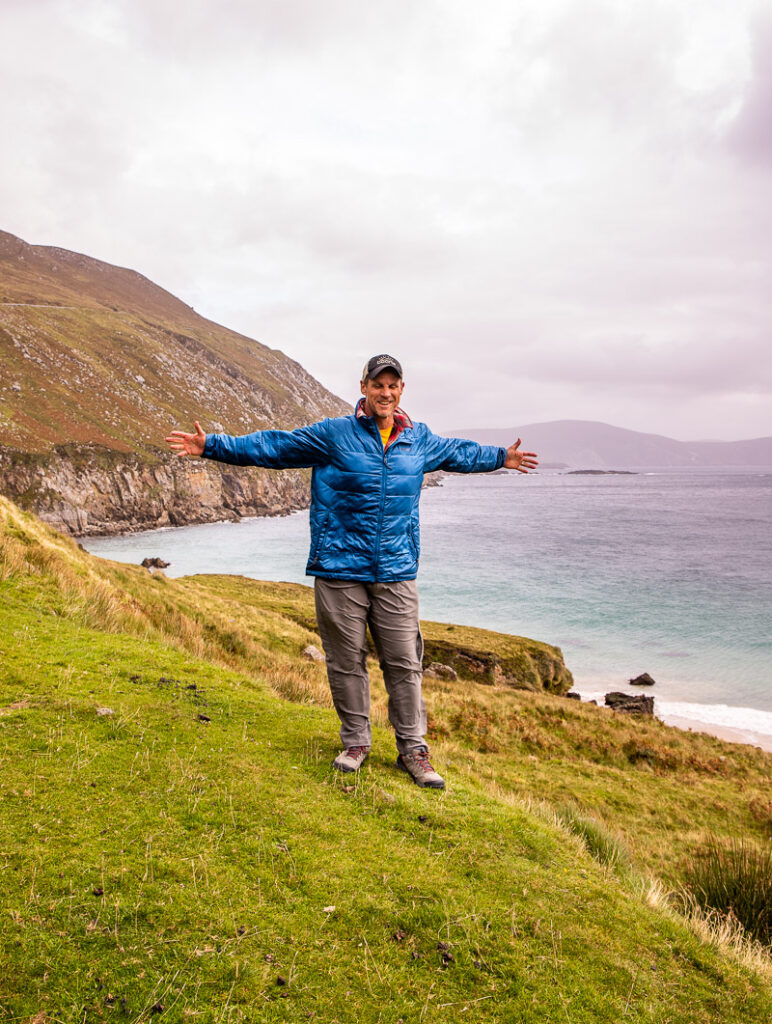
[1,0,770,441]
[727,8,772,166]
[116,0,423,59]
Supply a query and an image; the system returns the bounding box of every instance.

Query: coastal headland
[2,494,771,1020]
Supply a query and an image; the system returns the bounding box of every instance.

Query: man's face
[360,369,404,420]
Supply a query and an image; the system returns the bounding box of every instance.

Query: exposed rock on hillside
[0,230,350,534]
[421,633,573,695]
[0,444,310,536]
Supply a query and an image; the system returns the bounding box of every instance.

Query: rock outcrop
[423,662,459,681]
[302,645,326,663]
[605,691,655,716]
[421,634,573,695]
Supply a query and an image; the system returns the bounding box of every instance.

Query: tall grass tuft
[683,834,772,947]
[554,803,631,871]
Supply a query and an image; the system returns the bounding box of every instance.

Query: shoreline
[658,712,772,753]
[574,685,772,753]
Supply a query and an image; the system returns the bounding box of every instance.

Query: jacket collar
[355,397,413,447]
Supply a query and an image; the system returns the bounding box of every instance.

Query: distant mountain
[0,230,351,534]
[447,420,772,469]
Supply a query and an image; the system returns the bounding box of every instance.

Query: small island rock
[141,557,170,569]
[629,672,656,686]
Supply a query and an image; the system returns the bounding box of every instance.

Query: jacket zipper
[373,424,387,577]
[373,428,413,578]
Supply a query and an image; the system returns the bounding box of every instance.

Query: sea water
[83,470,772,748]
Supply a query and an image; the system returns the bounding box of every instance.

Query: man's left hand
[504,438,538,473]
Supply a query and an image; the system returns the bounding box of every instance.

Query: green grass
[1,496,771,1022]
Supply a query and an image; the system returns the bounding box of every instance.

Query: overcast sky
[2,0,771,440]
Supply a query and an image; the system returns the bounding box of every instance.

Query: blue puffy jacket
[202,410,506,582]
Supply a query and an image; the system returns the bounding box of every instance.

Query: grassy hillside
[0,230,350,454]
[1,496,771,1022]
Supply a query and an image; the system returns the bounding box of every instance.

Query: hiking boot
[333,746,370,773]
[396,747,445,789]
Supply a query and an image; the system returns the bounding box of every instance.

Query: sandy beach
[659,712,772,754]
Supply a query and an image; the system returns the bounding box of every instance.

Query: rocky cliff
[0,230,351,534]
[0,444,311,536]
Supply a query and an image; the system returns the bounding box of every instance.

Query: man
[165,354,537,790]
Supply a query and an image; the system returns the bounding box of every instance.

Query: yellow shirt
[379,425,392,448]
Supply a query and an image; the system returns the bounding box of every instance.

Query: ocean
[83,469,772,750]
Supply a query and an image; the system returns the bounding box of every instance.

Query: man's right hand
[165,421,206,458]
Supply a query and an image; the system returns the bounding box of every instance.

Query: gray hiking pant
[313,578,427,756]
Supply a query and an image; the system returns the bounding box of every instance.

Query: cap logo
[362,353,403,381]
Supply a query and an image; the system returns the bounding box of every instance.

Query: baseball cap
[361,354,403,382]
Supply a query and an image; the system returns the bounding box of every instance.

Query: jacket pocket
[310,513,331,565]
[408,522,420,560]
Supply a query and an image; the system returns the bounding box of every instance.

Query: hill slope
[1,496,770,1022]
[0,230,351,533]
[449,420,772,469]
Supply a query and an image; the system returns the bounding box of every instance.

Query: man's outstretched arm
[423,431,538,475]
[165,420,331,468]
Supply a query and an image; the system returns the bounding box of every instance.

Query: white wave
[657,700,772,738]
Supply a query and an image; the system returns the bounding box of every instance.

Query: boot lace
[345,746,369,758]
